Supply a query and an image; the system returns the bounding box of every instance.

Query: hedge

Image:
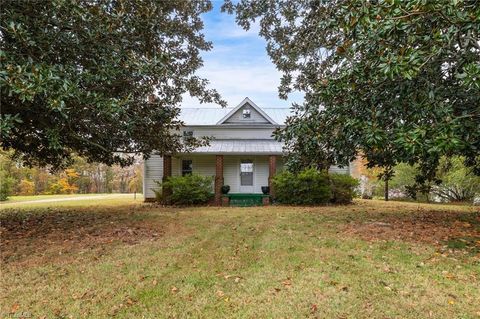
[272,169,358,205]
[153,174,213,205]
[329,173,360,204]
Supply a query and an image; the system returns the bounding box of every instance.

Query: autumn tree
[18,179,35,195]
[224,0,480,200]
[1,0,224,169]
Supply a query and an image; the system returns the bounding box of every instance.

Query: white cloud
[181,6,303,109]
[203,10,261,41]
[182,61,302,108]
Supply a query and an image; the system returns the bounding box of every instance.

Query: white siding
[224,156,239,193]
[328,165,350,174]
[188,127,276,140]
[144,155,218,199]
[172,155,216,178]
[144,155,163,199]
[172,157,180,176]
[223,155,270,193]
[253,156,269,193]
[224,103,269,124]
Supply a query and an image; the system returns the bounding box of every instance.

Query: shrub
[272,168,331,205]
[432,157,480,202]
[0,171,15,201]
[153,174,213,205]
[329,173,359,204]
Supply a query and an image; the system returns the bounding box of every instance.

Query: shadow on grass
[0,205,181,265]
[342,207,480,254]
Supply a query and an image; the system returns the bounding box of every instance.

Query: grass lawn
[4,194,112,203]
[1,200,479,318]
[0,194,140,210]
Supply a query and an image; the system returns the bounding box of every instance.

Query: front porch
[161,154,280,206]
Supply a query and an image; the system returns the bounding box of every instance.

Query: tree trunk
[384,179,389,201]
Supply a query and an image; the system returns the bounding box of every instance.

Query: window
[240,159,253,186]
[242,109,251,119]
[183,131,194,140]
[182,159,192,176]
[183,131,194,144]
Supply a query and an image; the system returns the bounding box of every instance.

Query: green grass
[0,194,141,210]
[4,194,111,203]
[0,197,141,210]
[1,200,479,318]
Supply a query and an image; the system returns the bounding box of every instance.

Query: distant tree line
[357,156,480,203]
[0,152,142,200]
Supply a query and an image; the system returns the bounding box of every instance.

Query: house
[143,97,350,205]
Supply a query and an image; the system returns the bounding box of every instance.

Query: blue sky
[181,2,303,109]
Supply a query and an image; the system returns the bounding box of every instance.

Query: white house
[143,97,350,204]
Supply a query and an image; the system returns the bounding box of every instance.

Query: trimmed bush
[272,168,331,205]
[153,174,213,205]
[329,173,359,204]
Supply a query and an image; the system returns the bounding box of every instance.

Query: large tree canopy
[1,0,224,169]
[224,0,480,181]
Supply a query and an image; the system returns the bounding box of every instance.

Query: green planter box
[226,194,269,207]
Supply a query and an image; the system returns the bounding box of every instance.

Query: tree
[381,157,479,202]
[128,165,143,193]
[48,168,79,194]
[388,163,433,201]
[1,0,224,169]
[0,150,17,200]
[18,179,35,195]
[0,170,15,201]
[224,0,480,193]
[104,166,114,193]
[433,157,480,202]
[32,167,53,194]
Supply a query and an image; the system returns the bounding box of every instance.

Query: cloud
[181,3,303,109]
[203,5,261,41]
[182,60,302,108]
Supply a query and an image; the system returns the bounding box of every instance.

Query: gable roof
[216,97,277,125]
[178,98,291,126]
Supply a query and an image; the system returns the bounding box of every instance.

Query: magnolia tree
[224,0,480,200]
[1,0,224,169]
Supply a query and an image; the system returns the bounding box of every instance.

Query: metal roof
[179,107,291,126]
[185,139,284,155]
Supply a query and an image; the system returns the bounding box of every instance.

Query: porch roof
[188,139,284,155]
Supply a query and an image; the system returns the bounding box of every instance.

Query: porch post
[214,155,224,206]
[162,155,172,203]
[268,155,277,197]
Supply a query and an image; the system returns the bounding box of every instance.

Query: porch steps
[226,194,269,207]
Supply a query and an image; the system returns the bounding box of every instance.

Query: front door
[239,159,254,193]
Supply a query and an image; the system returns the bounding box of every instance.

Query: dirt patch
[0,206,188,266]
[343,210,480,252]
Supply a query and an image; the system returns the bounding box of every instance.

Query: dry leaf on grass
[282,278,292,287]
[10,303,19,313]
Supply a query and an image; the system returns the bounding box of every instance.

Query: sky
[181,1,303,109]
